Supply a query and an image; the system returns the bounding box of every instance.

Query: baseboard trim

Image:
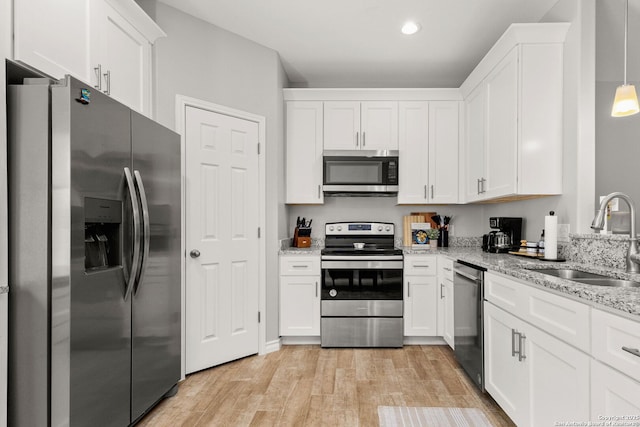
[264,339,282,354]
[281,336,321,345]
[403,336,448,346]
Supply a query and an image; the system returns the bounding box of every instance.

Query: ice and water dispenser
[84,197,121,271]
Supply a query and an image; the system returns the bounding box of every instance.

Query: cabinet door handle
[315,281,318,297]
[444,267,452,272]
[481,178,486,194]
[511,329,520,357]
[355,132,359,147]
[362,131,366,147]
[103,70,111,95]
[440,283,444,299]
[430,185,434,199]
[94,64,102,91]
[622,346,640,358]
[518,333,527,361]
[477,178,481,195]
[424,185,427,199]
[317,184,321,199]
[407,282,410,298]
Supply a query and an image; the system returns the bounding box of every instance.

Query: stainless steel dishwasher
[453,260,487,391]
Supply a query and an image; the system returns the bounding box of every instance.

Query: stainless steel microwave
[322,150,399,196]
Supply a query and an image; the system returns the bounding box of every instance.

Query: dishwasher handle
[454,268,482,282]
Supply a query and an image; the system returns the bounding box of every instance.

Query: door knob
[190,249,201,258]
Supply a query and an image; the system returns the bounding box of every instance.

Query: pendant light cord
[624,0,629,85]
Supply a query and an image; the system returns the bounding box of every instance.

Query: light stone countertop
[280,244,640,319]
[0,287,8,294]
[405,247,640,319]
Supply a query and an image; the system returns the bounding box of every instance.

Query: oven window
[325,161,382,185]
[321,268,403,300]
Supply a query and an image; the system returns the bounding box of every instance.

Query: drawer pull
[444,267,452,271]
[622,346,640,358]
[413,264,430,268]
[291,265,308,268]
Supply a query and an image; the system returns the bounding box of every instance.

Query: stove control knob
[329,289,337,298]
[329,226,334,232]
[385,226,391,232]
[337,226,342,231]
[377,226,383,231]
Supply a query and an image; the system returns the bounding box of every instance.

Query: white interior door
[185,106,260,374]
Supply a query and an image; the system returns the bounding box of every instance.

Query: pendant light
[612,0,640,117]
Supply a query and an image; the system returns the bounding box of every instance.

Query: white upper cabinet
[91,0,165,115]
[286,101,324,204]
[398,101,429,204]
[324,101,398,151]
[460,23,568,202]
[14,0,92,82]
[398,101,460,204]
[463,85,486,203]
[360,102,398,150]
[323,101,360,150]
[14,0,165,116]
[428,101,460,204]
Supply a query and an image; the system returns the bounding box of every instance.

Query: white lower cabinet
[484,302,590,426]
[279,255,320,336]
[591,359,640,418]
[437,256,454,348]
[404,255,438,337]
[404,275,438,336]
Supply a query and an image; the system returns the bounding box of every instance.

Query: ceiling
[158,0,562,88]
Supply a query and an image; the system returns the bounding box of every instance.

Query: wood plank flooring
[138,345,515,426]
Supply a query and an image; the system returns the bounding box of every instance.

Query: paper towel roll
[544,212,558,260]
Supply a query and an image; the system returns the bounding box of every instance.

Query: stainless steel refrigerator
[7,74,181,426]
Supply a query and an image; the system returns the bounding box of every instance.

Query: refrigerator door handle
[133,170,151,295]
[124,167,142,300]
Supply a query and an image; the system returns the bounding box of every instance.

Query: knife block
[293,227,312,248]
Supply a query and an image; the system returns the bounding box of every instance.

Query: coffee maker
[482,217,523,253]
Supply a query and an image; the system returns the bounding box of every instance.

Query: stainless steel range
[320,222,404,348]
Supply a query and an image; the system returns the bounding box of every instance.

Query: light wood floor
[138,345,515,426]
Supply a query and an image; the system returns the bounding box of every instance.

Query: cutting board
[411,212,438,229]
[403,214,429,246]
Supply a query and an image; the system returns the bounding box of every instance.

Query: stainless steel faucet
[591,192,640,273]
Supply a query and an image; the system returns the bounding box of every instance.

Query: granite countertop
[280,243,640,318]
[279,247,322,255]
[0,287,8,295]
[405,247,640,319]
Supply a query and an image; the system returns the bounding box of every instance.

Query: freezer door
[130,111,181,422]
[51,77,132,427]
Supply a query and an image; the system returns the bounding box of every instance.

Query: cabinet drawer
[485,271,590,352]
[592,309,640,383]
[485,271,523,312]
[438,256,454,281]
[279,256,320,276]
[404,255,437,276]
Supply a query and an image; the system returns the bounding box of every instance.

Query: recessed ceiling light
[401,21,421,35]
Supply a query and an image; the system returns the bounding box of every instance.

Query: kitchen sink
[534,269,606,279]
[571,278,640,288]
[533,269,640,287]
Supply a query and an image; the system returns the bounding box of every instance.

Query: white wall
[151,2,287,342]
[595,0,640,231]
[288,199,484,240]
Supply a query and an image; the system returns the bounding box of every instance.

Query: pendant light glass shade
[612,0,639,117]
[612,84,640,117]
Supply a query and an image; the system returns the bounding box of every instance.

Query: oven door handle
[321,260,404,270]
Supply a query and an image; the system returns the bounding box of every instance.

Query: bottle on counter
[538,229,545,257]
